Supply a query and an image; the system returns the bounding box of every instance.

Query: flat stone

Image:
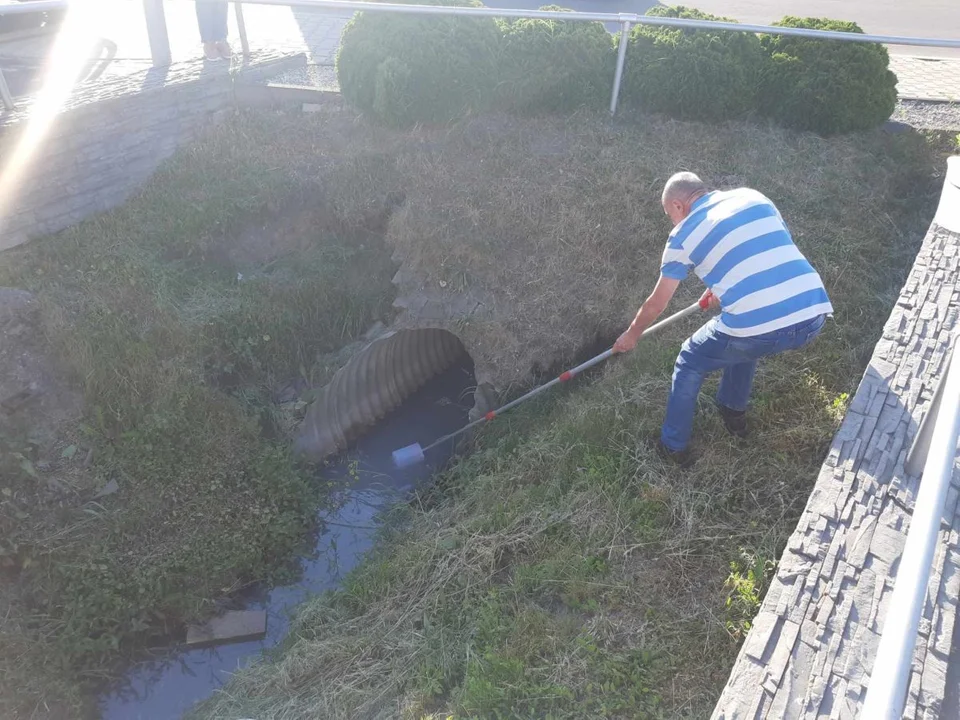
[868,358,898,382]
[846,514,878,567]
[804,674,829,714]
[743,611,781,663]
[800,618,823,649]
[818,674,846,717]
[779,555,814,581]
[765,619,802,690]
[848,567,876,629]
[816,594,837,626]
[835,411,866,442]
[869,521,906,566]
[185,610,267,648]
[826,578,856,634]
[867,569,889,634]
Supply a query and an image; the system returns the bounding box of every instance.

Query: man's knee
[675,336,701,370]
[672,349,704,386]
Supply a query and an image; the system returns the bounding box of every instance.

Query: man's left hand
[700,289,720,310]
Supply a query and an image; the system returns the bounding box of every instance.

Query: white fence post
[142,0,171,67]
[234,1,251,57]
[609,19,631,116]
[0,69,15,111]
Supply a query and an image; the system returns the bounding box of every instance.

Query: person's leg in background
[196,1,231,60]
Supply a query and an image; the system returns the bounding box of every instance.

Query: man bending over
[613,172,832,467]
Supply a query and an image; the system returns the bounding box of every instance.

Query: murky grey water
[101,360,475,719]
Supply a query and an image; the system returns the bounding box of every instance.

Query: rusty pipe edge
[293,328,467,462]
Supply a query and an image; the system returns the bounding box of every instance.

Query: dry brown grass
[320,110,936,390]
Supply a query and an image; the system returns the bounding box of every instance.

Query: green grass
[0,110,397,718]
[187,117,947,718]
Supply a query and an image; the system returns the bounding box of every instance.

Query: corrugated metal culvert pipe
[294,328,467,462]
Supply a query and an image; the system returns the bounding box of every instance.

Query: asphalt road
[480,0,960,57]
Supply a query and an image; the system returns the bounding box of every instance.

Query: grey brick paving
[712,205,960,717]
[0,1,347,88]
[0,48,301,251]
[891,56,960,102]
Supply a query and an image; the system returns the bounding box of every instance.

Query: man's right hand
[613,329,639,354]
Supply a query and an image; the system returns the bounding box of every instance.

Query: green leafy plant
[336,0,500,127]
[496,7,614,114]
[622,6,764,122]
[758,17,897,135]
[723,548,776,640]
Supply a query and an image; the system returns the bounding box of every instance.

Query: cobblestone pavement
[891,56,960,102]
[0,1,348,87]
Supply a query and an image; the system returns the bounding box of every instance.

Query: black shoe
[655,439,696,469]
[717,404,748,439]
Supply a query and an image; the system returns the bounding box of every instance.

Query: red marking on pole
[559,371,573,382]
[485,411,496,422]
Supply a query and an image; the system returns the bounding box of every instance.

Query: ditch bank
[0,97,947,717]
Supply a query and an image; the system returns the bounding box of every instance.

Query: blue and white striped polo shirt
[660,188,833,337]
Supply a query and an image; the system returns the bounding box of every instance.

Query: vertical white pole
[609,19,631,115]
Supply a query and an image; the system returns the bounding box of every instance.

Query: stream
[100,358,476,719]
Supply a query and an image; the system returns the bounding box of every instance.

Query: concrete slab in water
[185,610,267,648]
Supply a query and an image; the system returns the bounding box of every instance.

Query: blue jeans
[196,1,228,43]
[661,314,827,451]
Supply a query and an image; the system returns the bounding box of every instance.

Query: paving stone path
[890,56,960,102]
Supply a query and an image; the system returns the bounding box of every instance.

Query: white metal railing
[862,339,960,718]
[3,0,960,113]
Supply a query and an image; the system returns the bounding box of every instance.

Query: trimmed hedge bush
[623,6,763,123]
[496,7,614,114]
[336,0,500,128]
[759,17,897,135]
[336,3,898,137]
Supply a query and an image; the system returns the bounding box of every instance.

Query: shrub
[496,7,614,114]
[622,6,763,122]
[759,17,897,135]
[336,0,501,127]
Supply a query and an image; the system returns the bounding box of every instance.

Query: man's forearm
[626,298,666,340]
[613,274,680,354]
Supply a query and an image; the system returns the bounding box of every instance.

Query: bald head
[661,172,709,226]
[662,172,707,205]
